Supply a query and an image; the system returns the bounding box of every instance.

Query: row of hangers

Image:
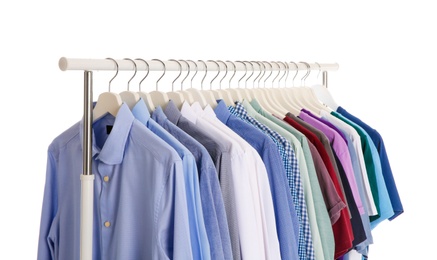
[93,58,340,122]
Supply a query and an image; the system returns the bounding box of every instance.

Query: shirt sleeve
[156,159,193,259]
[37,150,58,260]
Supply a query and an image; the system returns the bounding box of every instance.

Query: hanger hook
[226,60,237,88]
[123,58,137,91]
[289,61,299,87]
[217,60,228,89]
[169,59,182,92]
[179,59,191,90]
[283,62,290,87]
[135,58,149,92]
[106,57,119,92]
[243,61,254,88]
[251,61,262,87]
[277,61,287,88]
[263,61,273,87]
[299,61,311,86]
[152,59,166,91]
[207,60,220,90]
[187,60,198,89]
[197,60,208,90]
[235,61,247,88]
[271,61,281,88]
[257,61,266,88]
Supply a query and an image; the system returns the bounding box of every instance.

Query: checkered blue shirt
[229,102,315,260]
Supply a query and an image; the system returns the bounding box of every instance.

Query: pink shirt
[299,110,364,215]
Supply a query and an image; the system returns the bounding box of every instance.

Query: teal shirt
[331,111,394,229]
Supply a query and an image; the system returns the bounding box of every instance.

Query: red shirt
[284,115,354,258]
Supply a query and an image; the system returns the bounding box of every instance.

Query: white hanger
[166,59,186,109]
[213,60,235,106]
[149,59,170,110]
[93,57,122,121]
[311,62,339,111]
[199,60,219,108]
[240,61,254,102]
[280,61,305,115]
[224,60,244,103]
[204,60,223,107]
[119,58,140,110]
[180,60,207,107]
[250,61,285,116]
[294,61,332,115]
[135,58,156,112]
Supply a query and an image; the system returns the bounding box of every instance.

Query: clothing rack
[58,57,339,260]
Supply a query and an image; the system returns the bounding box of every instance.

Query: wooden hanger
[212,60,234,106]
[93,57,122,121]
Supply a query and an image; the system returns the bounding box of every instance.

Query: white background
[1,0,434,259]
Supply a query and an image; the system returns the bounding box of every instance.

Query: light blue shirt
[132,99,211,260]
[38,103,193,260]
[152,105,233,260]
[332,112,394,230]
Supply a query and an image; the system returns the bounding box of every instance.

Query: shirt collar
[151,105,168,125]
[131,98,151,126]
[214,99,232,124]
[181,101,198,124]
[164,99,182,125]
[249,99,264,114]
[242,99,259,117]
[80,103,134,165]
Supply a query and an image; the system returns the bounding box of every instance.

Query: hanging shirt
[337,106,403,221]
[38,104,193,260]
[320,111,378,217]
[188,102,281,260]
[164,100,241,260]
[249,99,336,260]
[319,110,374,255]
[215,100,300,260]
[331,111,394,229]
[132,99,210,260]
[152,105,233,260]
[284,113,354,259]
[299,109,364,216]
[230,100,314,260]
[181,101,269,260]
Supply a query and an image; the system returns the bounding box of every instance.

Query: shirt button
[103,176,109,182]
[104,221,111,228]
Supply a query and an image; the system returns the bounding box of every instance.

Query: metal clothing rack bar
[58,57,339,260]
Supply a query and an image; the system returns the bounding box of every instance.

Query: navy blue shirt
[337,106,403,221]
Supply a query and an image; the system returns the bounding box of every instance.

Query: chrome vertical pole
[80,70,94,260]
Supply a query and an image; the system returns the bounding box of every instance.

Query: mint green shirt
[245,99,335,260]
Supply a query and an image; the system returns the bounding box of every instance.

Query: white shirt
[181,102,274,259]
[196,103,281,260]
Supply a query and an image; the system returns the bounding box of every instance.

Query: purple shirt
[299,110,364,215]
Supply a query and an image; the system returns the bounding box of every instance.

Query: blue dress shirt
[152,105,233,260]
[337,106,403,221]
[38,103,193,260]
[332,111,394,230]
[214,100,300,260]
[132,99,211,260]
[229,101,315,260]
